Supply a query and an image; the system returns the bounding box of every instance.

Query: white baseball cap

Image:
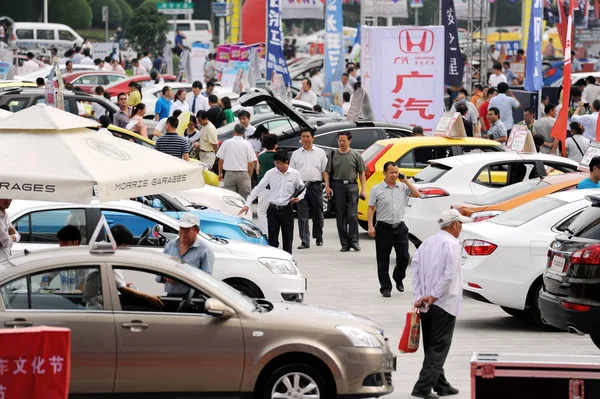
[437,209,472,227]
[178,213,200,228]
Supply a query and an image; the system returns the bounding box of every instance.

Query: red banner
[0,327,71,399]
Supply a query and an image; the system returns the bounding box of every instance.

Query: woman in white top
[126,103,148,138]
[566,121,590,163]
[170,89,190,116]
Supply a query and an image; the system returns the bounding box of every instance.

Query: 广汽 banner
[362,26,445,134]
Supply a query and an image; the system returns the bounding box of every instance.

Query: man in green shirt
[256,134,279,234]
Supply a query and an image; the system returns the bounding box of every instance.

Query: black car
[541,194,600,346]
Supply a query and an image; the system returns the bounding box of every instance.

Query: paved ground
[287,218,600,399]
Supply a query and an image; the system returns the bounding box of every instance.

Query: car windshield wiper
[412,177,423,183]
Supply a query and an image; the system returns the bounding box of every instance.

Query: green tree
[139,0,160,8]
[115,0,134,27]
[49,0,93,29]
[89,0,123,29]
[127,3,168,55]
[125,0,145,8]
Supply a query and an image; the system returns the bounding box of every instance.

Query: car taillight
[470,210,503,222]
[418,188,449,198]
[364,143,393,180]
[463,239,497,256]
[570,244,600,265]
[560,301,591,312]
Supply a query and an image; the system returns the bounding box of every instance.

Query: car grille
[385,372,392,386]
[362,372,393,387]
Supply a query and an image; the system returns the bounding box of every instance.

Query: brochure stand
[506,125,536,153]
[433,112,466,138]
[578,141,600,172]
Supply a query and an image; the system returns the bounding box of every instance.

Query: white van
[13,22,84,51]
[166,19,213,49]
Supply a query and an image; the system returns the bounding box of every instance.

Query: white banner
[190,43,210,83]
[281,0,324,19]
[362,0,408,18]
[454,0,488,21]
[362,26,445,134]
[92,43,120,61]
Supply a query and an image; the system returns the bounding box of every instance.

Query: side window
[16,29,34,39]
[314,132,337,148]
[58,30,76,41]
[474,163,523,188]
[543,161,579,174]
[112,267,208,314]
[397,151,415,168]
[265,119,292,131]
[461,145,502,154]
[413,146,453,168]
[1,266,103,311]
[385,128,410,138]
[36,29,55,40]
[195,23,210,31]
[107,74,124,83]
[26,209,87,244]
[348,129,381,150]
[14,215,31,242]
[555,211,584,232]
[176,23,191,31]
[35,97,71,113]
[6,99,28,112]
[100,209,176,246]
[79,75,101,85]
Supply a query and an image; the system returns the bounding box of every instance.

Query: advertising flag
[266,0,291,85]
[441,0,464,87]
[324,0,345,94]
[524,0,543,91]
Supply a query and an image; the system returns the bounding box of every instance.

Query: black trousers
[333,182,359,248]
[375,222,410,294]
[296,183,324,245]
[267,204,294,254]
[413,305,456,393]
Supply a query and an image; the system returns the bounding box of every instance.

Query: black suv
[541,194,600,347]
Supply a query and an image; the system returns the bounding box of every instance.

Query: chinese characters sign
[362,26,444,133]
[266,0,291,85]
[324,0,344,93]
[0,327,71,399]
[524,0,543,91]
[441,0,464,87]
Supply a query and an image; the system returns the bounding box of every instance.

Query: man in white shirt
[194,110,219,166]
[488,82,520,133]
[0,199,20,261]
[411,209,471,399]
[132,58,147,76]
[582,75,600,104]
[238,110,256,138]
[80,49,94,65]
[488,63,507,88]
[186,81,210,114]
[239,149,305,254]
[71,47,84,64]
[21,52,40,75]
[290,129,328,249]
[140,52,153,71]
[571,100,600,141]
[309,69,324,96]
[216,124,257,199]
[110,59,125,74]
[295,78,318,106]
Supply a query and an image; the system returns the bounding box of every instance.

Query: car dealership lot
[295,218,600,399]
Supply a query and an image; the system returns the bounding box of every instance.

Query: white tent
[0,105,204,203]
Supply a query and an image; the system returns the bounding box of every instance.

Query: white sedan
[460,189,600,327]
[405,152,579,246]
[175,185,252,220]
[8,200,305,303]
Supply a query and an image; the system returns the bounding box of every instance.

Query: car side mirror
[205,298,235,319]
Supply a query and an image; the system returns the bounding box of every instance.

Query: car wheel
[262,363,329,399]
[527,281,563,331]
[590,335,600,350]
[227,279,263,299]
[500,306,527,319]
[358,220,368,231]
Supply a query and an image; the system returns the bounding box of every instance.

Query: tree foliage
[89,0,123,29]
[115,0,134,28]
[126,3,168,55]
[49,0,93,29]
[125,0,145,8]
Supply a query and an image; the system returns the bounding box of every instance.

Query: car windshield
[166,192,192,208]
[177,262,256,312]
[412,164,452,183]
[489,197,567,227]
[137,203,215,240]
[271,121,300,136]
[467,178,549,206]
[566,203,600,239]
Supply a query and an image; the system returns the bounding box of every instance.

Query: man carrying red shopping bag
[410,209,471,399]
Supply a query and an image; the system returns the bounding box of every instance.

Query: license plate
[550,255,566,273]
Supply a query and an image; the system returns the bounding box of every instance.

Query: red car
[104,75,178,97]
[58,71,128,93]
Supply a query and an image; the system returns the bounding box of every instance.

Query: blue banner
[524,0,543,92]
[266,0,291,86]
[324,0,344,94]
[441,0,464,87]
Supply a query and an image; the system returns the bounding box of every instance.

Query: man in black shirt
[205,94,225,128]
[156,117,190,161]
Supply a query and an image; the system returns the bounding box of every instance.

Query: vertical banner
[364,26,444,134]
[216,45,231,72]
[521,0,532,50]
[441,0,464,88]
[0,61,10,80]
[190,42,210,83]
[324,0,344,94]
[524,0,543,91]
[331,81,343,115]
[163,43,173,76]
[266,0,291,85]
[230,44,242,64]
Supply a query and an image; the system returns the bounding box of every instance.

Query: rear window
[568,205,600,240]
[361,143,385,164]
[468,178,549,206]
[489,197,567,227]
[412,164,451,183]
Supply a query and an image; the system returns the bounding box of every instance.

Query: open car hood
[238,89,315,132]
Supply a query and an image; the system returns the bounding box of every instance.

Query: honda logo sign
[398,29,434,54]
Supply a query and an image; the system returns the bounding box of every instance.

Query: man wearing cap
[216,124,257,199]
[410,209,471,399]
[160,214,214,296]
[368,162,421,298]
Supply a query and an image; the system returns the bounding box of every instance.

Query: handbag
[398,307,420,353]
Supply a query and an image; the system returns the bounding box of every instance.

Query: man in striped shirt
[156,117,190,161]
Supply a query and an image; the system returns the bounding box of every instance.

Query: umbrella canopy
[0,105,204,203]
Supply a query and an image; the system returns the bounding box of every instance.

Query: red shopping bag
[398,308,420,353]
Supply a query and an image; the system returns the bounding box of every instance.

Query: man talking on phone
[367,162,421,297]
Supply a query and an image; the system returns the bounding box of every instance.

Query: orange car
[453,172,587,222]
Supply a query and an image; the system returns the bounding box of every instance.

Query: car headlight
[224,196,245,208]
[237,223,263,239]
[258,258,298,275]
[336,325,383,348]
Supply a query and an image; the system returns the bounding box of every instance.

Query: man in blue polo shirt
[154,86,173,121]
[578,156,600,189]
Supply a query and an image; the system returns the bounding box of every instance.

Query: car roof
[104,124,155,144]
[7,199,148,215]
[376,136,500,146]
[547,188,600,202]
[312,121,413,134]
[64,71,127,78]
[431,151,579,168]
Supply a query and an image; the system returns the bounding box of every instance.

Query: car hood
[226,239,293,260]
[238,89,314,132]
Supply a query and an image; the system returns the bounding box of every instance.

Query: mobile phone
[398,173,406,180]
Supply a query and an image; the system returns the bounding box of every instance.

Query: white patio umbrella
[0,104,204,203]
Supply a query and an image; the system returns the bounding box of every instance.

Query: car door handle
[5,318,33,328]
[121,320,150,332]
